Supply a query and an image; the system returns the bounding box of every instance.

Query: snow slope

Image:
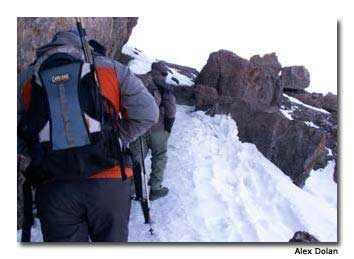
[17,105,337,242]
[128,105,337,242]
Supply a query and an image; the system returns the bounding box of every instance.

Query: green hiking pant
[130,130,170,190]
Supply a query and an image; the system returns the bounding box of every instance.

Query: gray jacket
[17,31,159,155]
[146,81,176,132]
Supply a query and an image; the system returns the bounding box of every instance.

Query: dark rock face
[289,231,320,242]
[195,50,335,187]
[195,85,219,110]
[280,66,310,90]
[17,17,138,71]
[195,50,282,112]
[250,52,282,75]
[323,92,338,113]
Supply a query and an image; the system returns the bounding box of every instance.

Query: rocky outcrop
[323,92,338,113]
[195,50,282,112]
[194,50,335,187]
[280,66,310,90]
[289,231,320,242]
[17,17,138,72]
[250,53,282,75]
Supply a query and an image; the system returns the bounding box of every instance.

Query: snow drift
[129,105,337,242]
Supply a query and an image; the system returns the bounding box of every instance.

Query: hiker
[130,62,176,201]
[17,30,159,242]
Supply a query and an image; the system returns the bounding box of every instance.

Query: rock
[195,50,282,112]
[17,17,138,72]
[280,66,310,90]
[284,90,324,109]
[195,50,331,186]
[171,86,196,106]
[209,98,327,187]
[323,92,338,113]
[250,52,282,75]
[289,231,320,242]
[195,85,218,110]
[280,95,337,170]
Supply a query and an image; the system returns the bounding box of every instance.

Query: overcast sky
[127,16,337,94]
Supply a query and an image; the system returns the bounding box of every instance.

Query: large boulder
[17,17,138,72]
[195,50,282,112]
[280,66,310,90]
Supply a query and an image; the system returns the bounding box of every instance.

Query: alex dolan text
[295,248,338,255]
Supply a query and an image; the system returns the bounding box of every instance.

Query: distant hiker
[17,30,159,242]
[130,62,176,201]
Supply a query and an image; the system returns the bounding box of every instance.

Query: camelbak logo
[51,73,71,84]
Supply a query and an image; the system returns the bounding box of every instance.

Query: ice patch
[283,94,330,114]
[304,121,320,129]
[280,109,294,120]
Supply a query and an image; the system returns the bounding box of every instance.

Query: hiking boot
[149,187,169,201]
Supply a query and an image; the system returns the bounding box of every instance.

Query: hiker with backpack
[130,62,176,201]
[17,29,159,242]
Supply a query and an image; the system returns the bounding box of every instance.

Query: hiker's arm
[161,88,176,133]
[17,69,32,156]
[114,63,159,143]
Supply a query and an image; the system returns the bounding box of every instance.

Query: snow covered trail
[17,105,337,242]
[128,105,337,242]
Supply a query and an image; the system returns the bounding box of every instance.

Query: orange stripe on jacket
[93,66,130,179]
[88,166,133,179]
[22,79,32,110]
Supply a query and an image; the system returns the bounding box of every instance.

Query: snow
[122,44,195,86]
[280,108,294,120]
[283,94,330,114]
[122,44,156,75]
[17,105,337,242]
[165,66,196,87]
[304,121,320,129]
[304,161,337,208]
[128,105,336,242]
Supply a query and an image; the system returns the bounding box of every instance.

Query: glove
[164,117,175,134]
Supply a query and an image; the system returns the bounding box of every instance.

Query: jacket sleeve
[17,68,33,156]
[161,88,176,119]
[114,62,159,143]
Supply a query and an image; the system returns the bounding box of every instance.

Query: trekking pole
[139,136,154,235]
[75,17,104,125]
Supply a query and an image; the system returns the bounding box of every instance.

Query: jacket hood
[36,30,82,58]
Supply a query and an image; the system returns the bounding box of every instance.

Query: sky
[127,16,337,94]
